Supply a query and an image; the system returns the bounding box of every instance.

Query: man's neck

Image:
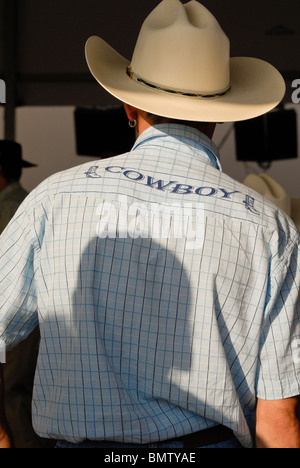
[136,112,217,140]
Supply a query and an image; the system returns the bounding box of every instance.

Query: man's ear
[123,103,138,122]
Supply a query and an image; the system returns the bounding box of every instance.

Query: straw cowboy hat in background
[85,0,286,123]
[243,173,300,231]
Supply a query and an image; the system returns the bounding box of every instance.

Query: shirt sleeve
[0,200,39,350]
[256,239,300,400]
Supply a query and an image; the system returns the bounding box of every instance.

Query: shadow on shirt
[71,234,206,439]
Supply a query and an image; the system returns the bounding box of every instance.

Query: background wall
[0,107,3,139]
[9,101,300,199]
[215,102,300,198]
[16,106,97,191]
[0,0,299,199]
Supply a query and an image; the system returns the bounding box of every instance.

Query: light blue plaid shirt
[0,124,299,447]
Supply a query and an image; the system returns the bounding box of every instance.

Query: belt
[62,425,234,449]
[169,425,234,448]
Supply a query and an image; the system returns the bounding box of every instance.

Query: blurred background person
[0,140,48,448]
[0,140,36,233]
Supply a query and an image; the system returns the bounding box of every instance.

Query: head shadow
[72,234,194,407]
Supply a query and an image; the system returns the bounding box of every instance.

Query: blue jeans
[55,437,243,448]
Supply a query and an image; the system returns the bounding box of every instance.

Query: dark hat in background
[0,140,37,168]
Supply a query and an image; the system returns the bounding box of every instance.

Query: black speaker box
[74,106,136,159]
[235,108,298,163]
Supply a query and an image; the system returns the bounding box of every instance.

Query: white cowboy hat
[243,173,300,231]
[85,0,285,123]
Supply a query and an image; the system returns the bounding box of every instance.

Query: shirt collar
[131,124,222,171]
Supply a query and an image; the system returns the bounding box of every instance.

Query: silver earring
[129,119,137,128]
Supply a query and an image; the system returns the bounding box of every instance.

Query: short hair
[146,112,185,126]
[146,112,168,125]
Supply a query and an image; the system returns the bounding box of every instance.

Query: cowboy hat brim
[85,36,286,123]
[22,160,37,168]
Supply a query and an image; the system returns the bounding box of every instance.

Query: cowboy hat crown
[85,0,285,122]
[130,0,230,96]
